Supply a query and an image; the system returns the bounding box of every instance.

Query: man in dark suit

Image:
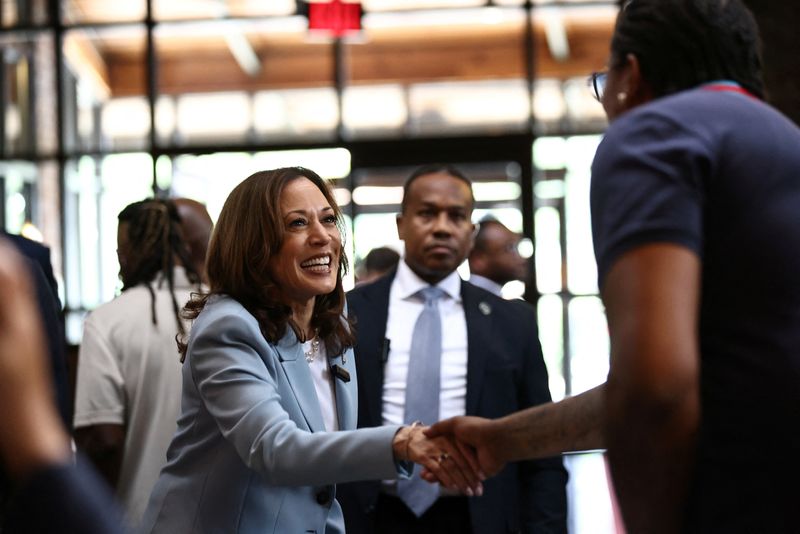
[338,165,567,534]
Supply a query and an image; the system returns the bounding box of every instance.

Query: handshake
[391,417,506,497]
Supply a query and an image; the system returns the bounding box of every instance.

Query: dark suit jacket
[3,233,59,303]
[4,460,123,534]
[338,270,568,534]
[1,233,69,429]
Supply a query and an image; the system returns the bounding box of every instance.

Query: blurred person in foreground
[0,239,122,534]
[139,168,482,534]
[427,1,800,532]
[467,218,528,298]
[73,199,203,524]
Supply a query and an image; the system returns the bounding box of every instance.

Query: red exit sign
[308,0,362,37]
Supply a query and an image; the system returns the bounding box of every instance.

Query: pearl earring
[617,92,628,103]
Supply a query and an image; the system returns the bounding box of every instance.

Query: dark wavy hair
[611,0,765,99]
[178,167,354,361]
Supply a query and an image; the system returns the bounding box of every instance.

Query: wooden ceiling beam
[104,20,614,97]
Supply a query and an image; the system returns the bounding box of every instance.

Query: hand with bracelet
[392,421,485,496]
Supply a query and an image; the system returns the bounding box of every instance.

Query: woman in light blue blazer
[139,168,481,534]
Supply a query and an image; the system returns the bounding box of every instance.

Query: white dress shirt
[303,339,339,432]
[381,261,468,494]
[468,274,503,296]
[382,260,469,427]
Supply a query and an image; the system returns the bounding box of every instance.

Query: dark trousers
[375,493,472,534]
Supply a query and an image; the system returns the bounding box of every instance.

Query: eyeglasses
[588,71,607,101]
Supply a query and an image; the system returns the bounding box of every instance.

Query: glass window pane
[534,206,562,294]
[353,212,402,266]
[0,161,60,284]
[363,0,484,11]
[568,296,608,395]
[166,148,350,223]
[564,452,617,534]
[537,294,565,401]
[62,154,153,340]
[346,8,527,137]
[62,0,145,24]
[63,153,153,341]
[251,88,339,141]
[155,19,337,146]
[564,135,601,294]
[63,26,148,152]
[154,0,295,21]
[0,31,57,155]
[533,79,568,132]
[2,0,50,27]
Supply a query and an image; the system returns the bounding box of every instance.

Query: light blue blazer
[139,295,408,534]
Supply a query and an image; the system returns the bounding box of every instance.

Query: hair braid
[117,199,202,339]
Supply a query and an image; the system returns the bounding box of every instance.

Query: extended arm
[602,243,700,534]
[74,424,125,488]
[73,318,128,490]
[191,309,480,492]
[425,384,605,477]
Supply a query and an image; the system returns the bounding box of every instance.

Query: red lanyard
[702,83,759,100]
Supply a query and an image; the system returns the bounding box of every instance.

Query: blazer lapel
[331,349,357,430]
[347,271,393,427]
[462,281,493,416]
[275,330,326,433]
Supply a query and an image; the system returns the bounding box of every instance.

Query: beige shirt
[74,269,198,525]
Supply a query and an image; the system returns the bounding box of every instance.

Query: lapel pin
[479,302,491,315]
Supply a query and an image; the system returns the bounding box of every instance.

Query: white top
[303,338,339,431]
[469,274,503,296]
[383,260,468,427]
[73,269,197,525]
[382,261,468,494]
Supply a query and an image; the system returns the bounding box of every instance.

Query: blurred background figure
[0,238,122,534]
[73,199,203,525]
[174,198,213,285]
[468,218,528,298]
[356,246,400,286]
[0,231,69,430]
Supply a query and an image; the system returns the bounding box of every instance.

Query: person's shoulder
[2,232,50,258]
[347,271,393,306]
[85,287,147,324]
[462,281,535,316]
[195,294,253,326]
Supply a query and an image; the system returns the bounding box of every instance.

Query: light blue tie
[397,286,445,517]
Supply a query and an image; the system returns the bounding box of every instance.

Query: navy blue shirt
[591,88,800,532]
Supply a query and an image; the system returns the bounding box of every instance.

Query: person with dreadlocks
[73,198,202,526]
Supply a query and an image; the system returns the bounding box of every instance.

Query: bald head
[174,198,213,284]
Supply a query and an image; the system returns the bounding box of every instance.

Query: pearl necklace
[304,337,321,363]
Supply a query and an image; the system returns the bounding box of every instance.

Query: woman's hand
[392,424,484,496]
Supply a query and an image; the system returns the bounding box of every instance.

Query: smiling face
[268,177,342,310]
[397,171,475,285]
